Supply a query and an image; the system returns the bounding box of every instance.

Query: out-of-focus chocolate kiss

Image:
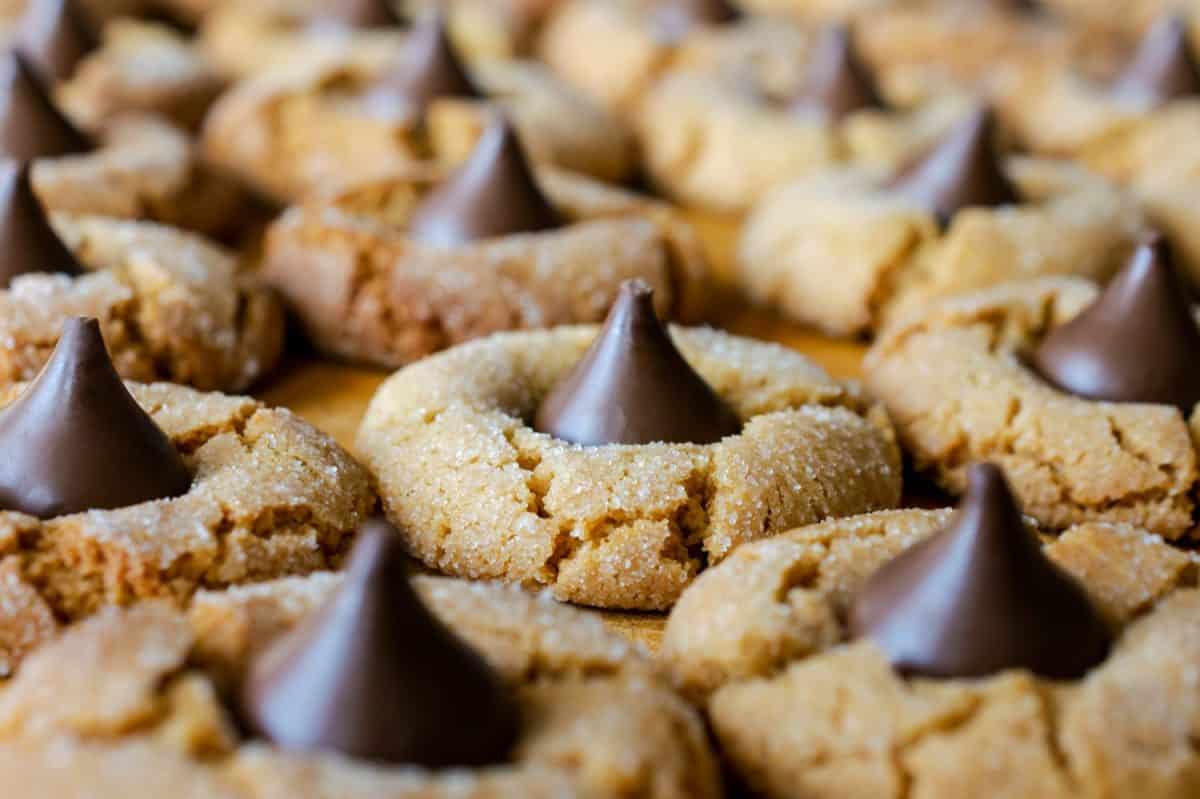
[534,279,742,446]
[241,519,519,767]
[1111,15,1200,105]
[0,160,84,288]
[848,463,1111,680]
[1031,237,1200,410]
[0,317,191,518]
[791,25,882,121]
[887,107,1018,227]
[372,14,479,114]
[315,0,404,28]
[407,118,562,246]
[0,51,90,161]
[16,0,97,83]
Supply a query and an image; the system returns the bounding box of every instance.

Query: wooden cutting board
[257,211,870,651]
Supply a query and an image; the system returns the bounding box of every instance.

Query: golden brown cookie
[637,68,965,211]
[258,166,709,368]
[539,0,812,115]
[864,277,1200,538]
[197,1,407,79]
[0,575,721,799]
[5,214,283,391]
[203,43,633,204]
[357,323,902,610]
[34,113,251,239]
[661,507,1200,798]
[0,380,374,675]
[56,18,225,131]
[739,157,1144,336]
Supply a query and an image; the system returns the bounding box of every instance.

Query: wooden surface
[256,212,870,651]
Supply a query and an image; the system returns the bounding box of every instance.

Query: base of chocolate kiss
[534,279,741,446]
[1031,237,1200,410]
[241,519,519,767]
[848,463,1111,680]
[0,317,191,518]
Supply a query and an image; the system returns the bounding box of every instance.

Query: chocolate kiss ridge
[16,0,97,83]
[407,118,563,246]
[887,107,1018,226]
[0,317,191,518]
[0,160,84,288]
[848,463,1112,680]
[0,51,90,161]
[1031,237,1200,410]
[1111,15,1200,105]
[241,519,519,767]
[372,14,479,113]
[534,279,742,446]
[791,25,882,121]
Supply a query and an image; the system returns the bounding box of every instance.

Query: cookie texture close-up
[738,126,1144,336]
[662,485,1200,798]
[0,570,721,799]
[0,367,374,676]
[5,213,284,391]
[865,270,1200,539]
[358,321,902,610]
[260,162,710,368]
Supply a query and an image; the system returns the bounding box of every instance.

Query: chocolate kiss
[848,463,1111,680]
[887,107,1018,227]
[656,0,742,24]
[0,317,191,518]
[372,14,479,113]
[1031,237,1200,410]
[0,160,85,288]
[241,519,519,767]
[791,25,882,121]
[1111,16,1200,105]
[534,279,742,446]
[0,52,90,161]
[407,118,563,246]
[316,0,404,28]
[16,0,97,83]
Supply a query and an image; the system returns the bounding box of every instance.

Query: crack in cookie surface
[358,325,902,610]
[865,278,1200,538]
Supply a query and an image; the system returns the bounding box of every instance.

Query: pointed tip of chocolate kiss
[534,279,742,446]
[1032,236,1200,410]
[407,117,562,246]
[373,12,479,114]
[16,0,97,84]
[241,518,519,767]
[791,25,883,122]
[0,160,85,288]
[316,0,405,28]
[887,106,1018,227]
[0,51,90,162]
[1112,15,1200,106]
[0,317,190,518]
[848,463,1112,680]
